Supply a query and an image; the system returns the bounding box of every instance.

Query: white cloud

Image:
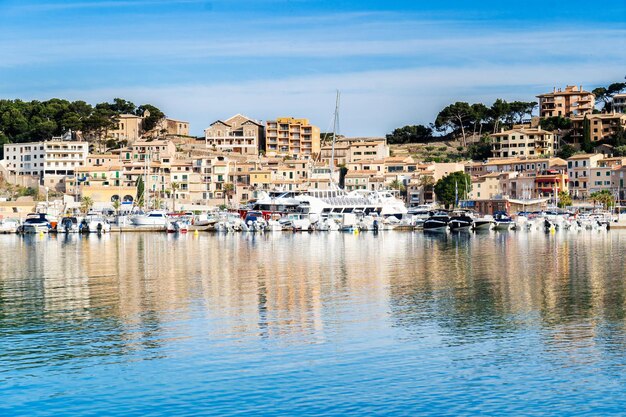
[35,62,624,137]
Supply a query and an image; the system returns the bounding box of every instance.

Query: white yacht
[0,218,20,234]
[20,213,51,234]
[131,210,169,227]
[82,214,111,233]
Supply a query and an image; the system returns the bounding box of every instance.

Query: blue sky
[0,0,625,136]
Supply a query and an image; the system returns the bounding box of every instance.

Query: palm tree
[418,175,435,203]
[81,196,94,214]
[112,198,121,214]
[170,182,180,212]
[223,183,235,207]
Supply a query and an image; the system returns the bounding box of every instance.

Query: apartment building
[349,140,389,162]
[319,142,349,167]
[570,113,626,143]
[566,154,604,197]
[537,85,595,118]
[491,127,557,158]
[613,94,626,114]
[68,163,136,204]
[3,142,46,177]
[2,140,89,192]
[204,114,265,155]
[587,157,626,194]
[120,140,177,162]
[481,157,567,174]
[265,117,320,158]
[468,173,502,200]
[344,170,385,191]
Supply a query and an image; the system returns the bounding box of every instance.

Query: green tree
[434,171,472,208]
[136,104,165,133]
[556,144,577,159]
[540,116,572,131]
[136,176,145,208]
[470,103,489,139]
[557,191,572,208]
[435,102,473,146]
[590,189,615,209]
[489,99,510,133]
[112,198,121,214]
[508,101,537,124]
[466,136,492,161]
[386,125,433,144]
[388,179,406,197]
[338,164,349,188]
[614,145,626,156]
[593,82,626,112]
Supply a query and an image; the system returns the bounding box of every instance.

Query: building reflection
[1,231,626,366]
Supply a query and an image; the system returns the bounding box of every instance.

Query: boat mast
[329,91,340,188]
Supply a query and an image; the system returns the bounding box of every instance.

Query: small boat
[449,210,474,231]
[493,212,515,231]
[58,216,81,233]
[472,215,494,231]
[0,218,20,234]
[423,211,451,232]
[81,215,111,233]
[167,219,189,233]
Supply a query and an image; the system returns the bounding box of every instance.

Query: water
[1,231,626,416]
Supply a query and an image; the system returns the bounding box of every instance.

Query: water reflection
[2,231,626,414]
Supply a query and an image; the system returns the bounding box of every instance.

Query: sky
[0,0,625,137]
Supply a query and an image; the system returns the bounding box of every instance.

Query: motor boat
[81,215,111,233]
[58,216,81,233]
[449,210,474,231]
[423,211,451,232]
[131,210,169,227]
[493,212,515,231]
[472,215,494,231]
[0,218,20,234]
[19,213,51,234]
[167,219,189,233]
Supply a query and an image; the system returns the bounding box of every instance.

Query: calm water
[2,231,626,416]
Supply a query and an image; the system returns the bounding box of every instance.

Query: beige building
[204,114,264,155]
[109,114,143,142]
[265,117,320,158]
[320,143,349,167]
[481,157,566,174]
[491,127,557,158]
[155,118,190,137]
[570,113,626,143]
[537,85,595,118]
[348,140,389,162]
[468,173,502,200]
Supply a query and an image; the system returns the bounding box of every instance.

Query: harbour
[2,231,626,416]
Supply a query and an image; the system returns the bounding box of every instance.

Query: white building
[3,142,46,177]
[2,140,89,191]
